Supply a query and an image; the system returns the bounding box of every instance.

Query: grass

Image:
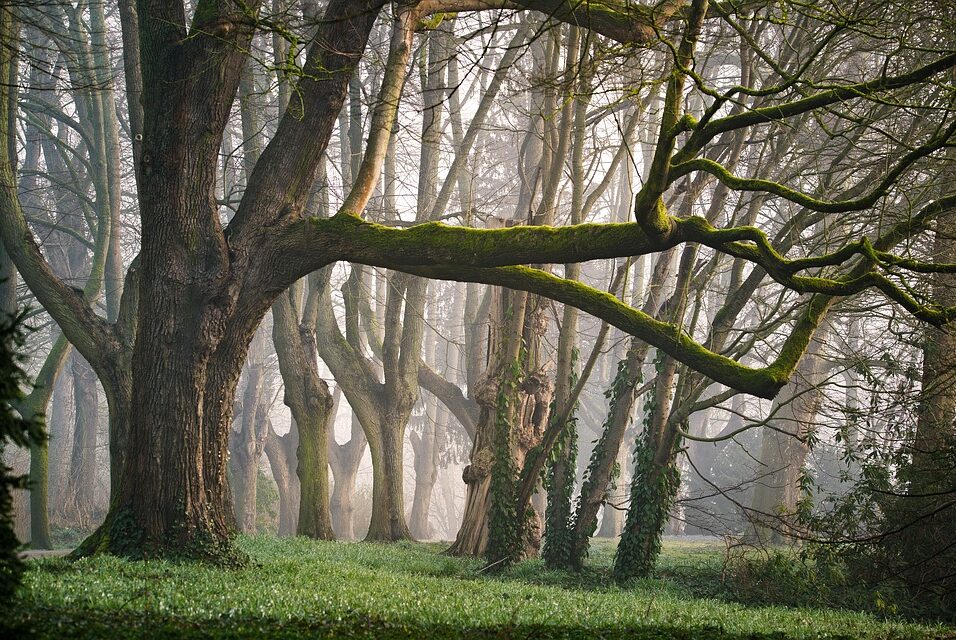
[6,536,955,639]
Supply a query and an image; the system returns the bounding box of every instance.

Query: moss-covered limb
[670,119,955,213]
[673,50,956,163]
[299,213,669,272]
[678,215,956,324]
[705,195,956,388]
[506,0,678,45]
[871,193,956,254]
[296,205,947,287]
[401,263,784,399]
[403,259,954,401]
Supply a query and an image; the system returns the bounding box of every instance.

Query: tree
[2,0,956,564]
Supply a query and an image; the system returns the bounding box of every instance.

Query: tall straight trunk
[410,397,440,539]
[66,353,99,527]
[264,420,299,536]
[541,28,585,567]
[900,210,956,586]
[329,413,366,539]
[409,320,442,539]
[749,333,827,542]
[47,361,73,524]
[366,416,411,540]
[89,0,125,321]
[595,438,627,538]
[230,326,271,534]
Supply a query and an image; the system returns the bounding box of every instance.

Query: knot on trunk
[462,448,493,484]
[528,306,549,337]
[519,369,549,396]
[473,375,500,408]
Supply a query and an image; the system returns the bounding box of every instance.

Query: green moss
[309,213,660,268]
[766,295,833,384]
[71,508,247,568]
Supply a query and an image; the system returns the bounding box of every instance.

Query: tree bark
[264,419,299,536]
[748,334,827,543]
[329,412,367,539]
[66,353,99,528]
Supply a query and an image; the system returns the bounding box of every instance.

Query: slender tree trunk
[47,361,73,525]
[749,333,827,543]
[329,413,366,539]
[230,326,271,534]
[409,401,440,539]
[66,353,99,528]
[264,420,299,536]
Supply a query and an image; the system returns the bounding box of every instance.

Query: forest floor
[7,536,954,639]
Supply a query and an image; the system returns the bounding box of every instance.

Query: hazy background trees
[3,0,954,598]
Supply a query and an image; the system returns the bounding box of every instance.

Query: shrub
[0,310,44,604]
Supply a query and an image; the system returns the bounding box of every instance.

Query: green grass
[7,536,954,639]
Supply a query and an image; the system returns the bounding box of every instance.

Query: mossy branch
[398,263,787,398]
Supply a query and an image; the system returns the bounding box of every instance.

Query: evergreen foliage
[0,309,43,604]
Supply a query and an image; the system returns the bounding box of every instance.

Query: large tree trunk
[70,0,384,561]
[295,401,334,540]
[448,285,551,559]
[366,418,411,541]
[896,211,956,588]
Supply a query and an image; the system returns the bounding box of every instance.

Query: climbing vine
[613,352,683,582]
[485,355,523,570]
[568,354,641,568]
[541,349,580,568]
